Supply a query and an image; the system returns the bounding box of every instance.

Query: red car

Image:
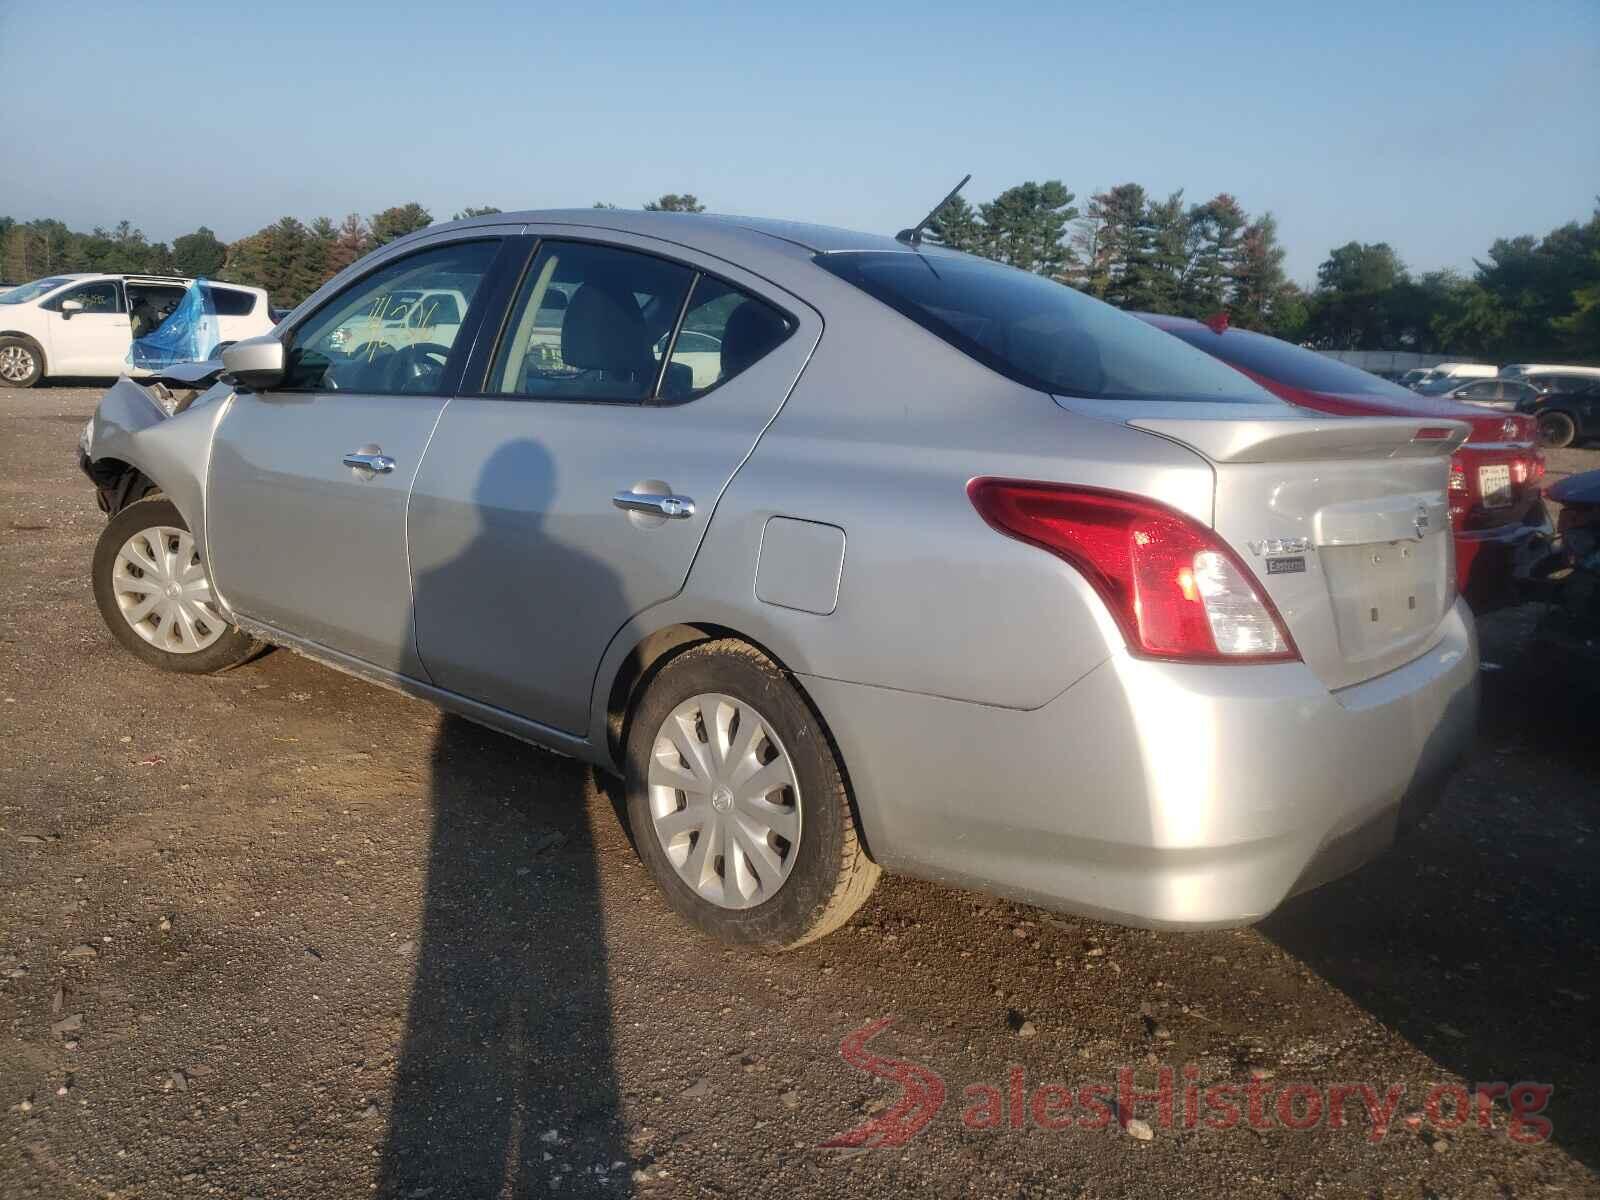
[1139,314,1548,610]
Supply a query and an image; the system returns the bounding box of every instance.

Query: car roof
[436,208,942,265]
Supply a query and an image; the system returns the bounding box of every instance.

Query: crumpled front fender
[89,377,235,564]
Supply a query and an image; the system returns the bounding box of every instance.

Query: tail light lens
[968,479,1299,663]
[1448,457,1468,493]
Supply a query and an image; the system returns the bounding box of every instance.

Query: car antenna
[896,174,972,247]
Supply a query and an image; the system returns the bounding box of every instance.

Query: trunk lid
[1246,378,1544,534]
[1128,411,1470,691]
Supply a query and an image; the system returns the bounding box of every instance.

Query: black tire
[1538,410,1577,449]
[92,497,259,674]
[0,335,45,388]
[624,639,879,950]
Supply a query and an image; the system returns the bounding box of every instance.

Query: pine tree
[978,181,1078,276]
[643,194,706,213]
[369,203,432,247]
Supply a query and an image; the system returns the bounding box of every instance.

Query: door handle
[612,490,695,519]
[343,451,396,474]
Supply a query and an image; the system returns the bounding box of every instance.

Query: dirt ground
[2,384,1597,1199]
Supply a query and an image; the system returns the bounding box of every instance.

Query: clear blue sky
[3,0,1595,284]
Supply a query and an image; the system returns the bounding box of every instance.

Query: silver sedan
[79,210,1478,948]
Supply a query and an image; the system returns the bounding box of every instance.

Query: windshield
[0,277,71,304]
[1159,323,1417,399]
[814,251,1277,403]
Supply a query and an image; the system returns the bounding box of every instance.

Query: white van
[0,274,273,388]
[1410,361,1497,394]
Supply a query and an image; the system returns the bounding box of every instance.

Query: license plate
[1479,463,1513,508]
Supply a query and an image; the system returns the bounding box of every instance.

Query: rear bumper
[803,598,1478,929]
[1457,501,1553,612]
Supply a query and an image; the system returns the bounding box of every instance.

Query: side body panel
[88,379,233,560]
[205,391,448,676]
[407,228,824,735]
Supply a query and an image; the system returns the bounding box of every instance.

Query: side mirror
[60,299,83,318]
[221,335,286,391]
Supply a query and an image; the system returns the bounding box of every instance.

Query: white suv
[0,274,273,387]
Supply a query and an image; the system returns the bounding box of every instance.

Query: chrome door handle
[612,490,695,519]
[343,452,396,473]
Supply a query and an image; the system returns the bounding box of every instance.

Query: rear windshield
[814,251,1275,403]
[1160,324,1416,399]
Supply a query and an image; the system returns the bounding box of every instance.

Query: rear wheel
[624,639,879,949]
[1537,410,1577,449]
[0,336,43,388]
[92,497,259,673]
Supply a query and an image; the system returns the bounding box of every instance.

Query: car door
[42,281,130,374]
[407,233,819,735]
[205,234,510,676]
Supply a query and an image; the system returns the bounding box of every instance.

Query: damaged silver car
[79,210,1479,949]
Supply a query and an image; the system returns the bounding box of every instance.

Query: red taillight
[1448,458,1469,493]
[967,479,1299,663]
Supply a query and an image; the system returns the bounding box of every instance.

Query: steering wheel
[385,342,451,393]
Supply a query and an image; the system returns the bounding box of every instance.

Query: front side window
[488,241,693,402]
[816,251,1275,403]
[282,239,499,394]
[51,281,123,314]
[658,276,792,402]
[0,277,71,305]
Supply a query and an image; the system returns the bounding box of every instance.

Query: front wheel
[624,639,879,949]
[1538,410,1577,449]
[0,336,44,387]
[92,497,259,673]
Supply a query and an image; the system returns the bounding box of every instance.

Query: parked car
[1529,468,1600,692]
[1500,363,1600,384]
[1443,378,1544,411]
[1139,314,1546,611]
[1410,362,1497,392]
[78,211,1477,949]
[0,274,272,387]
[1517,373,1600,448]
[1398,368,1433,387]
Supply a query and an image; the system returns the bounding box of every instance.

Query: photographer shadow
[377,438,636,1197]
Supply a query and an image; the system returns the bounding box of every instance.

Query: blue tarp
[127,279,220,370]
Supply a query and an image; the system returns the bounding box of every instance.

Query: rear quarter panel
[604,284,1216,715]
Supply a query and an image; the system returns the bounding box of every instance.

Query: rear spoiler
[1130,416,1471,464]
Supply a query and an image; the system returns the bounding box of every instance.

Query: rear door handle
[612,490,695,519]
[343,451,396,474]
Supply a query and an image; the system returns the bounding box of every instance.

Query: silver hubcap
[0,345,34,382]
[647,692,801,909]
[111,526,226,654]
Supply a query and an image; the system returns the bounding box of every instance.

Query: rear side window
[658,276,792,403]
[202,285,258,317]
[1161,324,1417,399]
[487,241,695,403]
[814,251,1274,403]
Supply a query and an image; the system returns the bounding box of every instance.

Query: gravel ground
[2,385,1598,1199]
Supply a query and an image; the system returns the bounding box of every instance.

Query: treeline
[931,180,1598,362]
[5,188,1594,361]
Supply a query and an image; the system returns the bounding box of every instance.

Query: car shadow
[377,437,637,1198]
[1262,636,1600,1171]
